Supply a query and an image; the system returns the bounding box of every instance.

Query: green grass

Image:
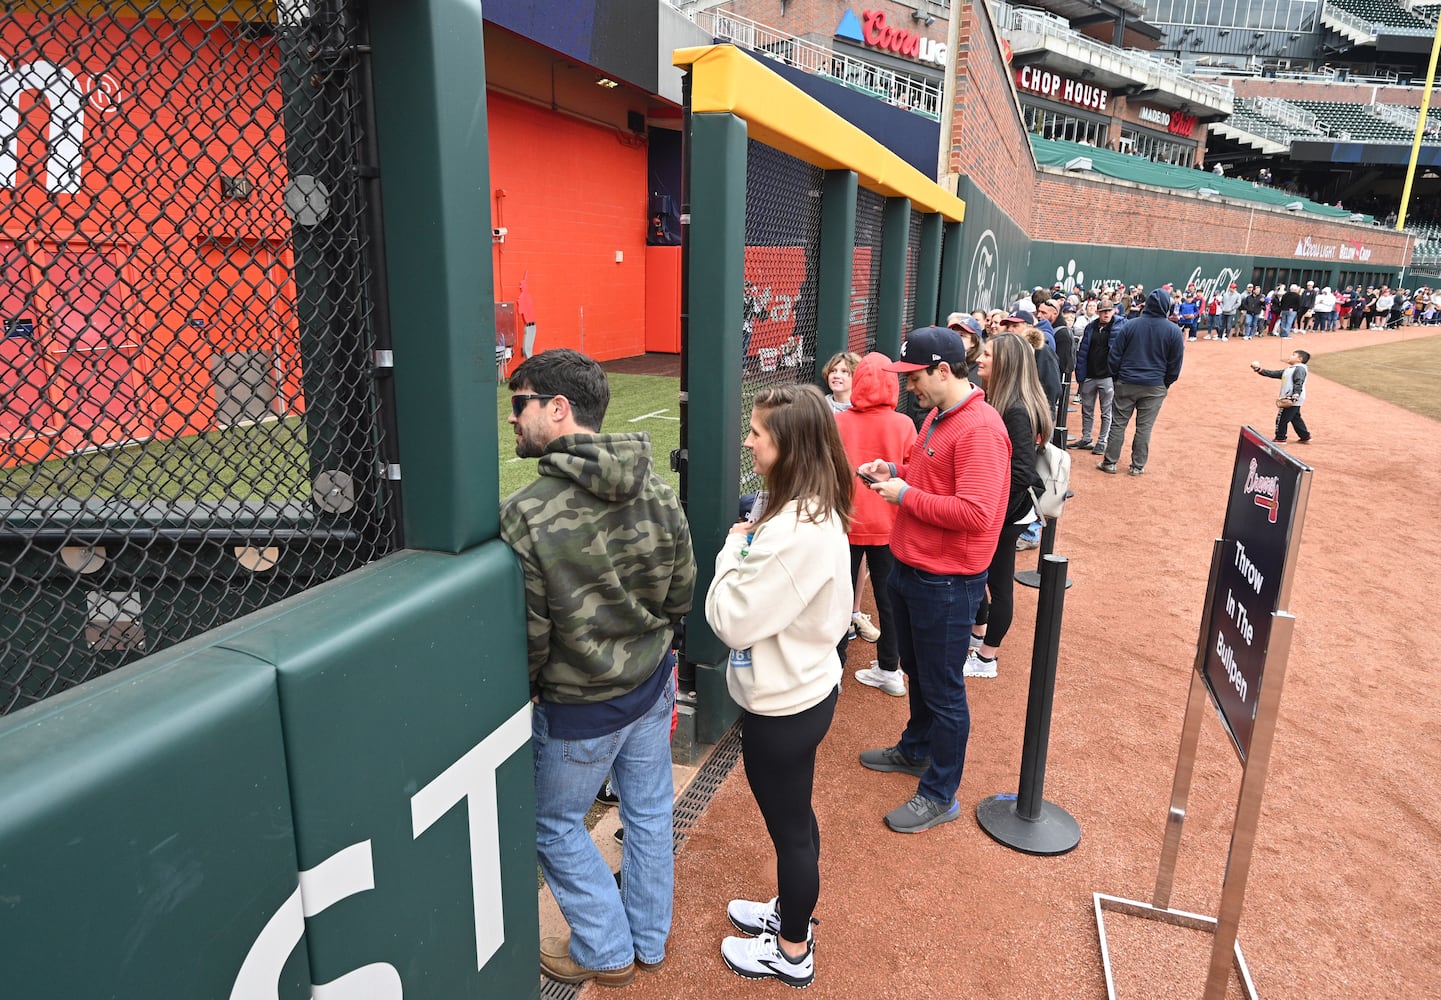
[2,376,685,505]
[1,417,312,500]
[497,374,683,500]
[1309,335,1441,422]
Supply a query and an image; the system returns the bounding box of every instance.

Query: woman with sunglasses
[705,383,853,989]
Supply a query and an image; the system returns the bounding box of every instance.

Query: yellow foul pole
[1397,16,1441,231]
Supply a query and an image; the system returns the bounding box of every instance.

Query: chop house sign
[1015,66,1110,112]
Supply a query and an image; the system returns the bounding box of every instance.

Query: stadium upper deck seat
[1411,221,1441,263]
[1325,0,1435,30]
[1289,100,1416,141]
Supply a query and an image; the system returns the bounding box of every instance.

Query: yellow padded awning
[673,44,965,223]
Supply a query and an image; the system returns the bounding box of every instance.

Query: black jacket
[1077,316,1115,381]
[999,403,1043,524]
[1034,346,1063,410]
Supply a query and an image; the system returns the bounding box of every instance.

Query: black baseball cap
[883,326,969,373]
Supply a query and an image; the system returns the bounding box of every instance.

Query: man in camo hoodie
[500,349,695,988]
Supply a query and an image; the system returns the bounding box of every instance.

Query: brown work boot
[539,935,635,987]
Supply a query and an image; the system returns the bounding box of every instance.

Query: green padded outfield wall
[0,546,536,1000]
[218,547,536,1000]
[953,177,1031,315]
[1028,243,1250,300]
[0,647,309,998]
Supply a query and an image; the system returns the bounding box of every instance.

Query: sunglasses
[511,393,557,417]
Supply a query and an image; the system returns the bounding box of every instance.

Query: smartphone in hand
[857,470,880,486]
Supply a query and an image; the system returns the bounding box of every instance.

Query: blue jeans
[533,678,675,970]
[887,561,988,805]
[1279,309,1296,337]
[1243,313,1258,338]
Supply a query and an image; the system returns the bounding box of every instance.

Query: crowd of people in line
[501,263,1396,987]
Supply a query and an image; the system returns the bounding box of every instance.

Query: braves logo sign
[1244,458,1280,523]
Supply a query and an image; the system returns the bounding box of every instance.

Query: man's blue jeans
[1244,313,1258,338]
[887,561,988,806]
[1279,309,1297,337]
[533,678,675,970]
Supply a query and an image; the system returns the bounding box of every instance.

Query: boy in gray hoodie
[1251,349,1312,444]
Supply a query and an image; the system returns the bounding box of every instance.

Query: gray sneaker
[885,793,961,833]
[859,745,929,777]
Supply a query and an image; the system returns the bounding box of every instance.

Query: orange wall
[487,93,649,362]
[0,14,299,463]
[644,245,681,353]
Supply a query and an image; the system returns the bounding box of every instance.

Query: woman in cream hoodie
[705,383,853,989]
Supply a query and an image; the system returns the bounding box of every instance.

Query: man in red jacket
[856,326,1011,833]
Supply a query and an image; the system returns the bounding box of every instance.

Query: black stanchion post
[976,554,1081,855]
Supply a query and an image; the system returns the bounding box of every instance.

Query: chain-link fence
[0,5,399,715]
[739,139,824,494]
[898,207,927,427]
[851,187,885,356]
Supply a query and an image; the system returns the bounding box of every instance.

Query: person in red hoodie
[855,326,1011,834]
[835,351,917,698]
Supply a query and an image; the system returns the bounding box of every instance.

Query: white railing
[993,4,1233,108]
[1321,3,1381,37]
[1371,101,1419,128]
[1194,65,1407,86]
[1253,96,1324,132]
[689,8,943,119]
[1218,109,1296,145]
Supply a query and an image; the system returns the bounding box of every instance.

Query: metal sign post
[1094,428,1312,1000]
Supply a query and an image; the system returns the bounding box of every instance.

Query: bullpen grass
[1,417,312,500]
[1308,335,1441,423]
[497,373,683,500]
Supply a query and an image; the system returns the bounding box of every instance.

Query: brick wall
[1032,171,1411,265]
[951,0,1035,231]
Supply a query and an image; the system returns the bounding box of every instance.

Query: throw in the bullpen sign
[1201,427,1311,760]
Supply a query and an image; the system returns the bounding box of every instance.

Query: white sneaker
[721,930,814,988]
[727,896,781,936]
[851,611,881,642]
[854,662,906,697]
[964,650,998,678]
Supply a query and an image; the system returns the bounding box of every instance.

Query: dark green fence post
[876,197,911,356]
[939,219,965,317]
[683,113,746,737]
[914,213,943,327]
[814,170,858,371]
[368,0,497,552]
[276,14,379,540]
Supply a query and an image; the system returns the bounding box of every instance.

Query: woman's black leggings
[741,687,837,943]
[973,520,1027,648]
